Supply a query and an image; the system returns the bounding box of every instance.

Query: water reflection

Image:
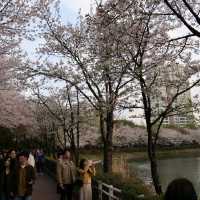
[130,157,200,192]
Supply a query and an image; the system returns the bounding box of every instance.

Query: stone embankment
[79,125,200,147]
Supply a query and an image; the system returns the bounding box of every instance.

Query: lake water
[129,157,200,192]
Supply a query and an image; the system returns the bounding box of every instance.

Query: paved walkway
[32,175,59,200]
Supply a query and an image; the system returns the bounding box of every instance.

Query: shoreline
[81,146,200,161]
[123,147,200,162]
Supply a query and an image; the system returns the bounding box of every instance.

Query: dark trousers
[60,184,73,200]
[36,161,44,173]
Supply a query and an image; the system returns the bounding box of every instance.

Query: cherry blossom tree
[0,0,57,55]
[30,83,82,164]
[108,0,200,194]
[20,0,134,173]
[69,0,200,194]
[0,56,34,129]
[164,0,200,39]
[0,0,60,149]
[0,90,33,128]
[19,0,200,187]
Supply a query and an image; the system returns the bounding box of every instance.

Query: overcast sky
[61,0,92,16]
[21,0,97,56]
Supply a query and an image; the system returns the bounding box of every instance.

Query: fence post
[109,185,114,200]
[98,181,103,200]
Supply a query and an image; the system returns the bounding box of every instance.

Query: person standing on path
[35,149,45,175]
[14,152,36,200]
[0,156,15,200]
[28,150,35,169]
[0,151,4,171]
[9,149,17,173]
[56,150,63,196]
[57,150,76,200]
[78,159,96,200]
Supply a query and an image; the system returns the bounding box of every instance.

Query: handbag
[73,177,83,193]
[74,177,83,187]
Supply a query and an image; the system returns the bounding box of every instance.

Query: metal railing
[94,180,122,200]
[93,180,146,200]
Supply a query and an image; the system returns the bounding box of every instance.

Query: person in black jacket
[0,150,4,195]
[14,152,36,200]
[0,151,4,171]
[164,178,197,200]
[0,156,15,200]
[9,149,17,172]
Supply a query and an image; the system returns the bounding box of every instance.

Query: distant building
[151,63,194,127]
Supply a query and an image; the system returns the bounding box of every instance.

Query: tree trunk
[63,127,67,148]
[15,132,18,149]
[103,109,114,173]
[140,78,162,195]
[103,140,113,173]
[147,126,162,194]
[149,154,162,194]
[70,129,79,166]
[76,89,80,166]
[75,127,80,166]
[70,139,79,165]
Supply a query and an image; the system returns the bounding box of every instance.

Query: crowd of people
[0,149,44,200]
[56,149,96,200]
[0,147,97,200]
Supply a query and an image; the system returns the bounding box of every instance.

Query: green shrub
[94,172,155,200]
[184,123,198,129]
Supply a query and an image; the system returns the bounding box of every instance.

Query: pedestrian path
[32,174,59,200]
